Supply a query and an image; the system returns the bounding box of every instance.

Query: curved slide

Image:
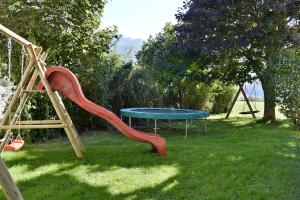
[37,66,166,155]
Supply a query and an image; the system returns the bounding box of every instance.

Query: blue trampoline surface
[120,108,209,120]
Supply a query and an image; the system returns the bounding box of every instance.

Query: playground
[0,1,300,199]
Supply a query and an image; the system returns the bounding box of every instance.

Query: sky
[101,0,184,40]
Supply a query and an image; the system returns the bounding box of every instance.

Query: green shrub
[212,84,236,114]
[180,79,216,110]
[108,62,162,114]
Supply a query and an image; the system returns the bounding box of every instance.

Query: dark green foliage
[25,93,62,142]
[274,49,300,130]
[108,61,162,115]
[161,79,215,110]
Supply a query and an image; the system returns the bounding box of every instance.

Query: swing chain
[18,45,26,140]
[7,38,12,81]
[240,82,260,115]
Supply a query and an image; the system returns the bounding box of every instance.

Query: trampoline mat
[131,109,196,114]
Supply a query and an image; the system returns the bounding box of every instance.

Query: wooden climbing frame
[0,24,85,200]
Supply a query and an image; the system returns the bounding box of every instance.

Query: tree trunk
[261,76,276,122]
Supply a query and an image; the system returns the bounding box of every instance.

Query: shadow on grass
[1,118,300,199]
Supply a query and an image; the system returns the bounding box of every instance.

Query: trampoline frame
[120,108,209,138]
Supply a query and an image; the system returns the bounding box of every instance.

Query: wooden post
[0,158,23,200]
[28,45,83,158]
[39,61,84,152]
[225,87,242,119]
[52,92,85,152]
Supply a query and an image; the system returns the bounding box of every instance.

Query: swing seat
[4,139,24,151]
[239,110,260,115]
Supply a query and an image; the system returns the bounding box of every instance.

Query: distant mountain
[113,37,144,61]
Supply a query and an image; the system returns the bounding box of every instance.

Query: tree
[137,24,235,111]
[274,49,300,129]
[0,0,117,70]
[137,23,195,108]
[175,0,300,121]
[0,1,119,138]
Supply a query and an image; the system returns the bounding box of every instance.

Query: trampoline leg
[154,119,157,134]
[185,119,188,139]
[129,117,132,128]
[121,115,123,121]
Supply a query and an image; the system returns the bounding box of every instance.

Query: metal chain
[7,38,12,82]
[7,38,13,141]
[18,45,26,139]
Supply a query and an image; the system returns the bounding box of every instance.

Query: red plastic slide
[37,66,166,155]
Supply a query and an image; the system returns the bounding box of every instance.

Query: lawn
[1,114,300,200]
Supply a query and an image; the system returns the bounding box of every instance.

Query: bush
[212,84,236,114]
[160,78,235,113]
[108,62,162,114]
[274,49,300,130]
[180,79,216,110]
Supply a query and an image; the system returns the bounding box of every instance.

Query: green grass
[1,117,300,199]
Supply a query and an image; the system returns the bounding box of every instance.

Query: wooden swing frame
[225,83,257,119]
[0,24,85,200]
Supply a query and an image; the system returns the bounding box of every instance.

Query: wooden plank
[0,158,23,200]
[0,24,35,48]
[16,120,62,125]
[225,87,242,119]
[0,124,67,129]
[21,90,46,94]
[53,92,85,152]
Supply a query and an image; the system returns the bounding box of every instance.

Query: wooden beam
[29,45,83,158]
[38,61,85,153]
[21,90,46,94]
[225,86,242,119]
[0,158,23,200]
[0,124,67,129]
[16,120,62,125]
[39,59,85,154]
[0,24,35,48]
[53,92,85,152]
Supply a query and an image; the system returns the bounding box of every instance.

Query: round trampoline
[120,108,209,137]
